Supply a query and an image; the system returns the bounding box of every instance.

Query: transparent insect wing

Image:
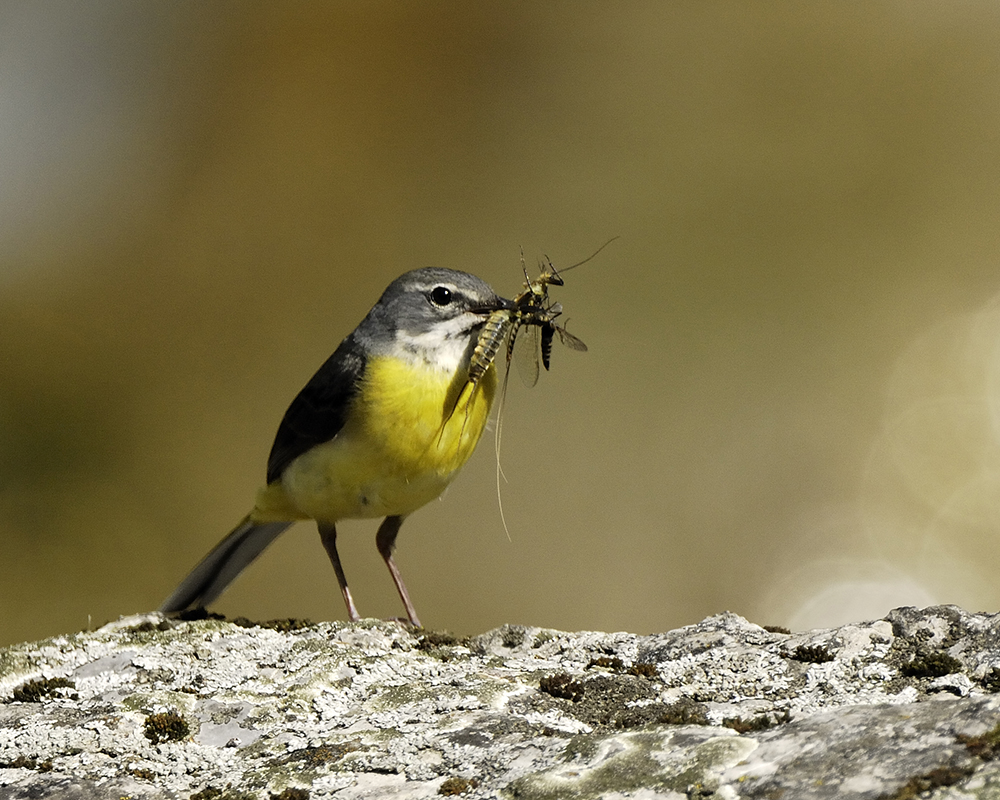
[556,326,588,352]
[511,318,542,387]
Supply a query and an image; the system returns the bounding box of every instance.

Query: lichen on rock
[1,606,1000,798]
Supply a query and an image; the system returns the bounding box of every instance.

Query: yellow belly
[252,355,496,523]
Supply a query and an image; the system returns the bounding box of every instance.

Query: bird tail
[159,516,293,612]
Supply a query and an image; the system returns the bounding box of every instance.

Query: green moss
[539,673,586,702]
[270,789,310,800]
[501,626,528,649]
[417,630,460,649]
[188,789,257,800]
[627,662,658,679]
[0,755,53,771]
[439,777,478,795]
[763,625,791,634]
[790,644,834,664]
[540,669,704,730]
[602,700,706,729]
[958,722,1000,761]
[415,630,471,661]
[189,789,223,800]
[586,656,624,671]
[143,710,190,743]
[900,652,963,678]
[652,699,710,727]
[272,742,362,767]
[723,716,771,734]
[981,667,1000,693]
[9,677,75,703]
[881,764,974,799]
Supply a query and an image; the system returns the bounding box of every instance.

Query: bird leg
[318,522,361,622]
[376,515,422,628]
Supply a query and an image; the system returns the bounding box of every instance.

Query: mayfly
[467,308,515,388]
[507,256,588,388]
[464,239,617,536]
[467,237,616,392]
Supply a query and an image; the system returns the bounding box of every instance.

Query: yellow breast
[253,355,497,523]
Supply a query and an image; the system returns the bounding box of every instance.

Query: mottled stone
[1,606,999,798]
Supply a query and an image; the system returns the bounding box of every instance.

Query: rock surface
[2,606,1000,799]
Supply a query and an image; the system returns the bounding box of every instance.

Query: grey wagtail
[160,268,516,627]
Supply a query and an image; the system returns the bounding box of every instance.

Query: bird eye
[430,286,453,306]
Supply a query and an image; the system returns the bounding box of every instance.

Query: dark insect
[468,238,616,534]
[468,239,614,391]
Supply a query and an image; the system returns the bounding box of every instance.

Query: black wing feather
[266,336,366,484]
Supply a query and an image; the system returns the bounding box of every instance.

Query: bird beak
[471,295,517,315]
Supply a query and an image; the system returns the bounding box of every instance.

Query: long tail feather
[159,517,292,612]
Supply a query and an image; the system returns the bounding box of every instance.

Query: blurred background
[3,2,1000,647]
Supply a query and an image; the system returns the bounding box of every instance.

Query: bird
[159,268,516,628]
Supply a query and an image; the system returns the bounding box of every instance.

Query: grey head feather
[356,268,512,353]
